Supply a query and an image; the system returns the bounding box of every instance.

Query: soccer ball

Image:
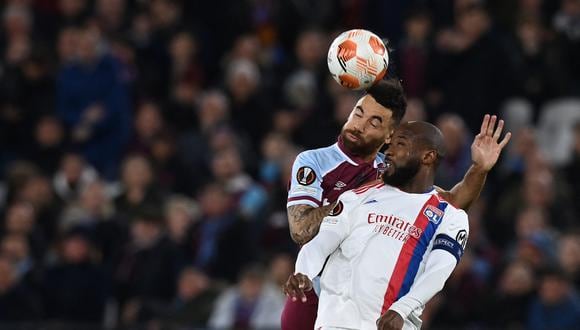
[327,29,389,90]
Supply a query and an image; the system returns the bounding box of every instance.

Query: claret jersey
[295,182,469,330]
[287,137,386,208]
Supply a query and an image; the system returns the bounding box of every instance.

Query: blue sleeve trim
[432,234,464,263]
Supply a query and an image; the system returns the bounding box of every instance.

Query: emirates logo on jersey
[368,213,423,242]
[296,166,316,186]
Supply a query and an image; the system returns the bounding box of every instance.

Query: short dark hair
[365,78,407,124]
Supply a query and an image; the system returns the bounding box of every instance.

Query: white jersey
[295,182,469,330]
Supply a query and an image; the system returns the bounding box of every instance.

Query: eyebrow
[356,106,383,124]
[395,135,408,140]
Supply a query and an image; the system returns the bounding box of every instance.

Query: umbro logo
[334,181,347,190]
[364,199,378,204]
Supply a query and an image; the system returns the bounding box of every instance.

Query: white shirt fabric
[295,182,469,330]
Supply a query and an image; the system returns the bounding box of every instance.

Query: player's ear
[384,128,394,144]
[422,150,438,165]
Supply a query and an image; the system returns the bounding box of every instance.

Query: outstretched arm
[287,203,337,245]
[437,114,511,209]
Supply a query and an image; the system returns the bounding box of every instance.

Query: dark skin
[284,120,511,329]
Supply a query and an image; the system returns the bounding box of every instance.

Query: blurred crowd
[0,0,578,329]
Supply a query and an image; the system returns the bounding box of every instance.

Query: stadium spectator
[208,265,285,329]
[56,26,131,178]
[527,267,580,329]
[0,0,577,328]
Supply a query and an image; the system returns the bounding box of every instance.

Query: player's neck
[396,171,434,194]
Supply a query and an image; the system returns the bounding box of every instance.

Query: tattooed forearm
[287,203,337,245]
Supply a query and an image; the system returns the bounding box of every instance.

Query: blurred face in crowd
[226,59,260,102]
[170,32,196,64]
[1,234,30,262]
[295,30,326,69]
[19,176,53,207]
[0,258,16,293]
[61,235,91,264]
[199,184,231,217]
[232,35,260,62]
[36,117,64,148]
[499,262,535,296]
[3,4,31,38]
[405,13,431,43]
[135,102,163,140]
[457,6,490,38]
[563,0,580,16]
[539,275,570,305]
[165,198,195,242]
[151,135,175,163]
[130,220,161,248]
[269,254,294,287]
[515,207,547,239]
[61,153,85,185]
[273,110,298,136]
[199,91,229,131]
[59,0,87,18]
[5,203,36,235]
[131,13,152,42]
[150,0,179,28]
[341,95,394,157]
[122,156,153,189]
[80,181,107,216]
[559,235,580,274]
[436,114,466,158]
[262,133,291,161]
[58,27,79,63]
[517,17,543,54]
[211,148,243,180]
[178,267,210,300]
[77,29,100,64]
[97,0,125,20]
[239,271,264,302]
[523,171,554,207]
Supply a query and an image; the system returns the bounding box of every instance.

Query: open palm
[471,114,512,171]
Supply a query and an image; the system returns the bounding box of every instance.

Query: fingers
[480,114,490,136]
[296,274,311,302]
[493,119,504,142]
[283,274,309,303]
[498,132,512,149]
[283,275,299,301]
[486,115,497,137]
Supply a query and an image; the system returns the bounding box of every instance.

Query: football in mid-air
[327,29,389,90]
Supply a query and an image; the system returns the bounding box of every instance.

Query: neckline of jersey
[336,136,382,168]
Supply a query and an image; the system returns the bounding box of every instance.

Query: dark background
[0,0,579,329]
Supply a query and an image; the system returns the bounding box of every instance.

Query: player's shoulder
[295,144,345,171]
[339,181,385,204]
[437,194,469,227]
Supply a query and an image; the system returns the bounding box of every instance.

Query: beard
[340,129,384,157]
[382,156,421,188]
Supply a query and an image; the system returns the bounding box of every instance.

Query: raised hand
[282,273,313,303]
[471,114,512,172]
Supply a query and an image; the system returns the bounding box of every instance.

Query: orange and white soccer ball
[327,29,389,90]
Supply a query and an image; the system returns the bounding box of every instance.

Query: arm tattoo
[287,203,337,245]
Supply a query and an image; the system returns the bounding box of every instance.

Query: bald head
[397,121,446,166]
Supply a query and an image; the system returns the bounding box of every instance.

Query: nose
[384,145,393,158]
[351,118,363,133]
